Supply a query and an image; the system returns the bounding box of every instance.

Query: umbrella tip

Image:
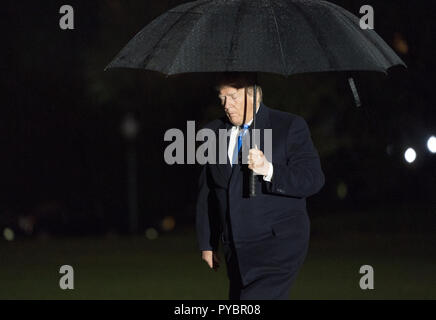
[104,62,113,72]
[348,77,362,108]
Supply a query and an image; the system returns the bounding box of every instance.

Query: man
[195,72,325,300]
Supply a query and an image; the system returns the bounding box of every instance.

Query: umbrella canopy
[104,0,407,197]
[105,0,406,76]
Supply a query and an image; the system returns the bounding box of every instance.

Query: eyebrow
[218,92,237,98]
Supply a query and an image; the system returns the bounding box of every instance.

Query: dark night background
[0,0,435,299]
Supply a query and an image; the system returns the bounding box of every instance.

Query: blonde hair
[215,72,263,102]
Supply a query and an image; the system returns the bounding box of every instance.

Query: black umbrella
[105,0,406,196]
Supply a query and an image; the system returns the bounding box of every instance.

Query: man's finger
[251,150,263,158]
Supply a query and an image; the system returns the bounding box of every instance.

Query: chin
[227,116,240,126]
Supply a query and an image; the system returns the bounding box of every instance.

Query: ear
[245,86,253,97]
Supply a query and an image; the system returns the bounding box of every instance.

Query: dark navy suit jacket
[195,102,325,285]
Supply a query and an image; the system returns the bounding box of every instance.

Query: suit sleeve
[265,116,325,198]
[195,164,220,252]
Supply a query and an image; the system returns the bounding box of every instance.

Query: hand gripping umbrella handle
[249,84,257,198]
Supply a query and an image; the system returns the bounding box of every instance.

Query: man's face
[218,85,252,126]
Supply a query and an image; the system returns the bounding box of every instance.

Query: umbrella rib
[289,0,337,70]
[225,0,245,71]
[266,0,287,75]
[142,0,214,72]
[167,6,212,74]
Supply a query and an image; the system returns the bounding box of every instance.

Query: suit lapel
[212,117,233,183]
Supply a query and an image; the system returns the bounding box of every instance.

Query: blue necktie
[232,124,250,165]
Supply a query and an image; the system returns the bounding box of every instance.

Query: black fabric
[106,0,406,75]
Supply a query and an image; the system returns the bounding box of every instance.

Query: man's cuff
[263,162,273,182]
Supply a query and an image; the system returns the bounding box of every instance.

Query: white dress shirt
[227,106,273,182]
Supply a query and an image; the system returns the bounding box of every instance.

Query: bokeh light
[427,136,436,153]
[161,216,176,232]
[404,148,417,164]
[145,228,159,240]
[3,228,15,241]
[393,32,409,55]
[337,182,348,200]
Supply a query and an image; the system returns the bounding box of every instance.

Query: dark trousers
[220,209,310,300]
[221,237,302,300]
[221,240,245,300]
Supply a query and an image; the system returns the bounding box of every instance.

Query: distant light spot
[337,182,348,200]
[427,136,436,154]
[393,32,409,55]
[145,228,159,240]
[3,228,15,241]
[161,216,176,232]
[386,144,394,156]
[404,148,416,164]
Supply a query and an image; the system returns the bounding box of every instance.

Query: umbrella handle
[249,84,257,198]
[249,171,256,197]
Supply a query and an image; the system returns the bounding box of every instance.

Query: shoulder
[264,105,308,130]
